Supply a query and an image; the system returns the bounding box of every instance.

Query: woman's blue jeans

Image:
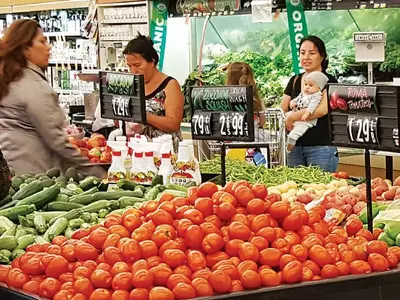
[287,146,339,173]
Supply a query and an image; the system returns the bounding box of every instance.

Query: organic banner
[285,0,308,74]
[149,0,168,71]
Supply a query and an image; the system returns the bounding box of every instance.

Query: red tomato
[103,247,123,265]
[162,249,186,268]
[247,198,266,215]
[22,280,40,294]
[386,252,399,268]
[185,225,204,249]
[239,242,260,261]
[132,269,154,289]
[281,261,303,283]
[90,269,112,289]
[120,239,141,263]
[259,268,281,287]
[269,201,290,219]
[216,202,236,221]
[309,245,332,268]
[74,278,94,297]
[198,182,219,198]
[166,274,191,290]
[46,255,69,279]
[192,277,214,297]
[349,260,372,274]
[150,264,173,286]
[249,236,269,251]
[111,262,130,276]
[282,211,303,231]
[251,183,268,199]
[209,270,232,293]
[194,197,213,217]
[228,221,251,241]
[225,239,244,257]
[202,233,224,254]
[147,256,163,269]
[259,248,282,268]
[215,264,240,280]
[139,240,158,259]
[158,202,177,219]
[365,241,388,256]
[38,278,61,298]
[191,269,212,281]
[111,272,132,291]
[256,227,276,243]
[88,228,109,250]
[111,290,129,300]
[19,256,44,276]
[73,266,93,280]
[129,288,149,300]
[149,287,175,300]
[240,270,261,289]
[335,261,350,276]
[368,253,389,272]
[279,254,298,270]
[237,260,258,273]
[54,290,74,300]
[89,289,112,300]
[205,251,230,268]
[152,209,174,226]
[320,264,339,279]
[235,186,255,207]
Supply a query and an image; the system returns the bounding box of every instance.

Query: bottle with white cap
[158,152,173,185]
[143,147,158,185]
[107,151,127,190]
[130,151,146,184]
[170,142,197,186]
[182,140,201,185]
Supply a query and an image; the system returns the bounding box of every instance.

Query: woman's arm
[146,79,184,133]
[281,94,291,113]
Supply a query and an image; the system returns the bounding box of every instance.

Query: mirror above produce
[182,9,400,122]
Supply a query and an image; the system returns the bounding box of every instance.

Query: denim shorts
[287,146,339,173]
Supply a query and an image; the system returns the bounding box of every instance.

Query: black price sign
[112,96,131,118]
[99,71,146,123]
[219,112,248,137]
[393,129,399,147]
[190,85,254,142]
[347,115,379,144]
[192,112,211,136]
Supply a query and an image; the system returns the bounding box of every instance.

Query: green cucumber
[144,186,160,200]
[55,194,69,202]
[0,205,36,222]
[82,200,118,213]
[80,186,99,195]
[79,176,100,191]
[69,195,95,205]
[41,179,56,187]
[91,191,144,201]
[118,197,145,208]
[46,168,61,178]
[12,180,43,201]
[46,202,83,211]
[117,179,137,190]
[48,209,81,226]
[11,177,24,190]
[16,185,60,209]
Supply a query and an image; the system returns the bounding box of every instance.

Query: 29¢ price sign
[112,96,131,118]
[347,115,379,145]
[192,112,211,136]
[219,112,248,137]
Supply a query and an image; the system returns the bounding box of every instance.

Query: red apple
[100,152,112,163]
[75,139,87,148]
[88,147,101,159]
[79,148,89,157]
[87,136,106,148]
[90,157,100,164]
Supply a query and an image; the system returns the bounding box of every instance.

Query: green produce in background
[378,232,395,246]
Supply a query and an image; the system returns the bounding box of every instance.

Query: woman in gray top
[0,19,105,178]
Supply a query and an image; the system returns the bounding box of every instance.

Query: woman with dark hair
[0,19,105,177]
[0,149,11,201]
[281,35,338,172]
[123,34,184,149]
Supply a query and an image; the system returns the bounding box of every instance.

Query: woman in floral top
[123,34,184,150]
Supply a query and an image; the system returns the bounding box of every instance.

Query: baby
[287,71,329,151]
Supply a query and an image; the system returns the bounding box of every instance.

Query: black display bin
[1,268,400,300]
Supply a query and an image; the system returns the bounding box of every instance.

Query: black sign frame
[189,85,255,142]
[328,83,400,232]
[99,71,146,124]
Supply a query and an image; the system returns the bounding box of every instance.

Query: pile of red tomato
[1,181,400,300]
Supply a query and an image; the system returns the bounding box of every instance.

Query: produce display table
[1,268,400,300]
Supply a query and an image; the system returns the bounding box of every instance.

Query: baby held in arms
[287,71,329,151]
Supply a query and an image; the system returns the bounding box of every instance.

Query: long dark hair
[299,35,329,72]
[123,34,159,65]
[0,19,41,100]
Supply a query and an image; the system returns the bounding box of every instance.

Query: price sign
[192,112,211,136]
[99,71,146,123]
[347,115,379,144]
[393,128,399,147]
[219,112,247,137]
[112,96,131,118]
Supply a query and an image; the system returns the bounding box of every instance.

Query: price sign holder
[99,71,146,135]
[220,142,271,186]
[328,83,400,232]
[189,85,255,142]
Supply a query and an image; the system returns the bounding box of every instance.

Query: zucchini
[0,249,11,259]
[12,180,43,201]
[0,205,36,222]
[11,249,25,260]
[15,227,27,239]
[158,189,187,198]
[33,211,66,223]
[117,179,137,191]
[24,177,37,184]
[167,184,188,193]
[0,195,12,208]
[144,186,160,201]
[110,208,125,215]
[60,187,75,197]
[35,173,45,179]
[18,216,34,228]
[55,194,69,202]
[0,236,18,251]
[39,175,51,181]
[8,187,16,197]
[80,212,91,223]
[55,176,67,184]
[92,190,143,201]
[98,181,109,192]
[0,199,18,210]
[69,218,85,229]
[46,202,83,211]
[69,195,95,205]
[11,177,24,190]
[55,181,67,188]
[135,185,146,193]
[81,200,117,213]
[20,174,33,181]
[79,176,100,191]
[98,209,109,218]
[35,236,49,245]
[90,213,98,224]
[46,168,61,178]
[19,183,28,190]
[41,179,55,187]
[0,254,10,264]
[1,225,16,237]
[19,226,38,236]
[118,197,145,208]
[45,217,69,242]
[81,223,91,229]
[16,234,36,250]
[65,227,74,239]
[151,175,163,187]
[16,185,60,209]
[48,209,81,226]
[80,186,99,196]
[34,214,47,234]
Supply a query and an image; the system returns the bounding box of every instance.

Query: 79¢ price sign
[192,112,211,136]
[112,95,131,118]
[219,112,248,137]
[347,115,379,145]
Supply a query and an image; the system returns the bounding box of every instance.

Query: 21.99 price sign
[347,115,379,144]
[219,112,248,137]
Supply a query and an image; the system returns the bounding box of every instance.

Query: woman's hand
[286,113,294,131]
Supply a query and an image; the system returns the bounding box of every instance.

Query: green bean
[200,156,333,187]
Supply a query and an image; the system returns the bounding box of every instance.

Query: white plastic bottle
[182,140,201,185]
[152,142,162,169]
[143,150,158,185]
[170,142,197,186]
[107,151,127,190]
[130,151,146,184]
[158,152,173,185]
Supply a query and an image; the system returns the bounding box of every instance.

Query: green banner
[149,0,168,71]
[286,0,308,74]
